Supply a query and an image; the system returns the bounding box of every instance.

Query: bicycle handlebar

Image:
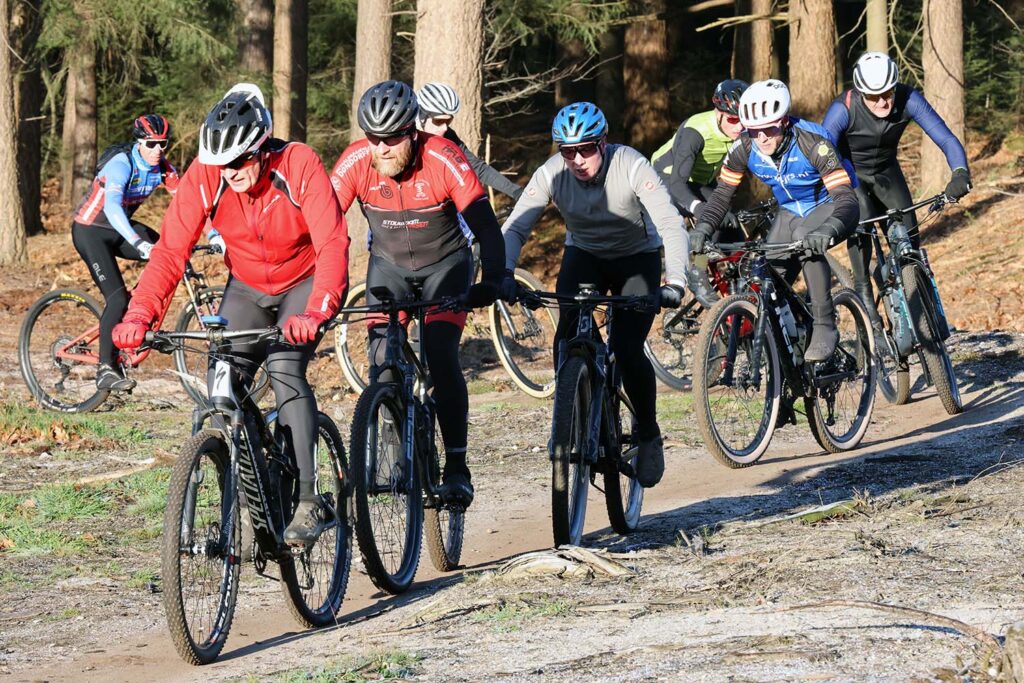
[705,240,805,257]
[144,326,282,352]
[516,288,660,312]
[857,193,951,227]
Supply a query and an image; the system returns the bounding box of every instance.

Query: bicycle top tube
[857,193,951,227]
[519,289,658,311]
[707,240,805,256]
[144,326,282,350]
[332,294,463,319]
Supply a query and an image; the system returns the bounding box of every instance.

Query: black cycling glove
[690,223,714,253]
[945,168,972,200]
[498,269,518,303]
[464,281,499,309]
[659,284,686,309]
[803,217,844,256]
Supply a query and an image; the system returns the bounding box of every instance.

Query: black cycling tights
[554,246,661,441]
[72,221,157,367]
[848,166,917,291]
[765,203,837,319]
[214,276,322,497]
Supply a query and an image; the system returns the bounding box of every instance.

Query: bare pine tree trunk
[238,0,273,77]
[414,0,484,153]
[920,0,964,195]
[273,0,308,141]
[751,0,775,81]
[350,0,392,143]
[0,0,28,264]
[732,0,752,81]
[787,0,837,117]
[13,0,43,236]
[596,29,624,137]
[623,0,670,155]
[70,39,96,208]
[866,0,888,53]
[60,64,76,204]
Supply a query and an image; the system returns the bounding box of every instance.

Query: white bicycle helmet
[417,82,461,118]
[853,52,898,95]
[198,83,272,166]
[738,79,791,128]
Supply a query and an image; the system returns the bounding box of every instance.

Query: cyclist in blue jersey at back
[693,80,860,363]
[823,52,971,326]
[71,114,188,392]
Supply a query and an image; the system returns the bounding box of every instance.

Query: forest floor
[1,133,1023,681]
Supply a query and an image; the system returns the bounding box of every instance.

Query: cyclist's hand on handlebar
[283,311,329,345]
[944,168,972,200]
[498,269,518,303]
[208,233,227,256]
[802,231,833,256]
[112,314,151,350]
[690,224,713,254]
[135,240,154,261]
[463,281,499,309]
[659,284,686,309]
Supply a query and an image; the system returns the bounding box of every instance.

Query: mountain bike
[643,201,854,390]
[334,246,558,399]
[343,281,469,594]
[18,245,265,411]
[856,193,961,414]
[517,287,650,547]
[693,240,876,468]
[144,324,351,665]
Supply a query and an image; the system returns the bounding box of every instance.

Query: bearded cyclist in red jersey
[112,83,350,544]
[330,80,505,507]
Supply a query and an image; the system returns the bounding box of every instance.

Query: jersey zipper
[398,181,416,270]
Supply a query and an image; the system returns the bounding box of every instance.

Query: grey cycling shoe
[635,435,665,488]
[284,498,327,546]
[96,363,136,392]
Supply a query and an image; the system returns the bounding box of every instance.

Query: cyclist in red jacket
[112,83,350,544]
[330,80,505,507]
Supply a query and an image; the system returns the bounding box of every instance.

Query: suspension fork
[747,295,769,386]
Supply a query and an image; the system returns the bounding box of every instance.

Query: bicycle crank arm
[811,369,857,389]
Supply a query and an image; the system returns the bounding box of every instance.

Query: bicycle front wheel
[423,410,465,572]
[18,289,108,412]
[872,290,911,406]
[602,389,644,534]
[161,430,240,665]
[280,413,352,627]
[903,263,962,415]
[693,294,781,468]
[349,382,422,594]
[644,300,702,391]
[805,288,877,453]
[489,269,558,399]
[551,354,592,546]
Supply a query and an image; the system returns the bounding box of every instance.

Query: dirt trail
[13,336,1024,682]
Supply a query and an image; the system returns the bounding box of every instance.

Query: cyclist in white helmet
[417,82,523,202]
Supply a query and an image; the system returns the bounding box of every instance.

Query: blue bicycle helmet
[551,102,607,145]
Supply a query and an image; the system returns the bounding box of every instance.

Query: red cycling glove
[283,312,329,345]
[112,313,152,350]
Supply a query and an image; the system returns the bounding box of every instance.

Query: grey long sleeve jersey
[501,144,690,287]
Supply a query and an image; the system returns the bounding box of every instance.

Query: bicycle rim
[603,390,644,534]
[161,430,239,665]
[551,355,591,546]
[335,283,371,395]
[350,383,422,594]
[19,289,108,412]
[424,410,465,571]
[903,264,962,415]
[489,271,558,398]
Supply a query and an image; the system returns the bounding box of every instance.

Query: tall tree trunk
[0,0,28,264]
[60,65,76,204]
[732,0,752,81]
[554,38,593,109]
[12,0,43,236]
[273,0,308,141]
[623,0,670,155]
[414,0,484,152]
[595,29,624,139]
[919,0,964,195]
[787,0,837,117]
[350,0,392,143]
[751,0,775,81]
[70,39,96,208]
[237,0,273,78]
[866,0,888,53]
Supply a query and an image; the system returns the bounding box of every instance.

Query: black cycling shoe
[855,284,884,332]
[438,469,474,508]
[284,498,327,546]
[96,363,136,392]
[635,435,665,488]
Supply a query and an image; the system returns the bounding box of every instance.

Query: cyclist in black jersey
[823,52,971,325]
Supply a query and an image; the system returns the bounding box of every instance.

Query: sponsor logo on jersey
[414,180,428,199]
[334,146,370,179]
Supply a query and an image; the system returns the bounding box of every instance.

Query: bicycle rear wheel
[423,410,465,571]
[602,389,643,535]
[551,354,592,546]
[489,269,558,399]
[18,289,108,412]
[349,382,422,594]
[805,288,877,453]
[694,294,781,468]
[826,253,855,290]
[903,263,962,415]
[280,413,352,627]
[334,282,373,395]
[161,430,240,665]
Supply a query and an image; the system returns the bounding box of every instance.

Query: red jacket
[331,133,486,271]
[126,139,350,324]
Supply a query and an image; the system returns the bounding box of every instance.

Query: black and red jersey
[330,133,487,271]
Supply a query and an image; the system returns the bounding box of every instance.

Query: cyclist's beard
[372,144,413,178]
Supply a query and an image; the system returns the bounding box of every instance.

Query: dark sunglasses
[559,142,601,160]
[723,115,741,125]
[366,129,414,147]
[142,139,168,150]
[864,89,895,103]
[224,151,258,171]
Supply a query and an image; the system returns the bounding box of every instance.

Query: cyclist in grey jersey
[501,102,689,488]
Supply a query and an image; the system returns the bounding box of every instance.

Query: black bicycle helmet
[198,83,272,165]
[132,114,171,140]
[357,80,418,136]
[712,79,750,116]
